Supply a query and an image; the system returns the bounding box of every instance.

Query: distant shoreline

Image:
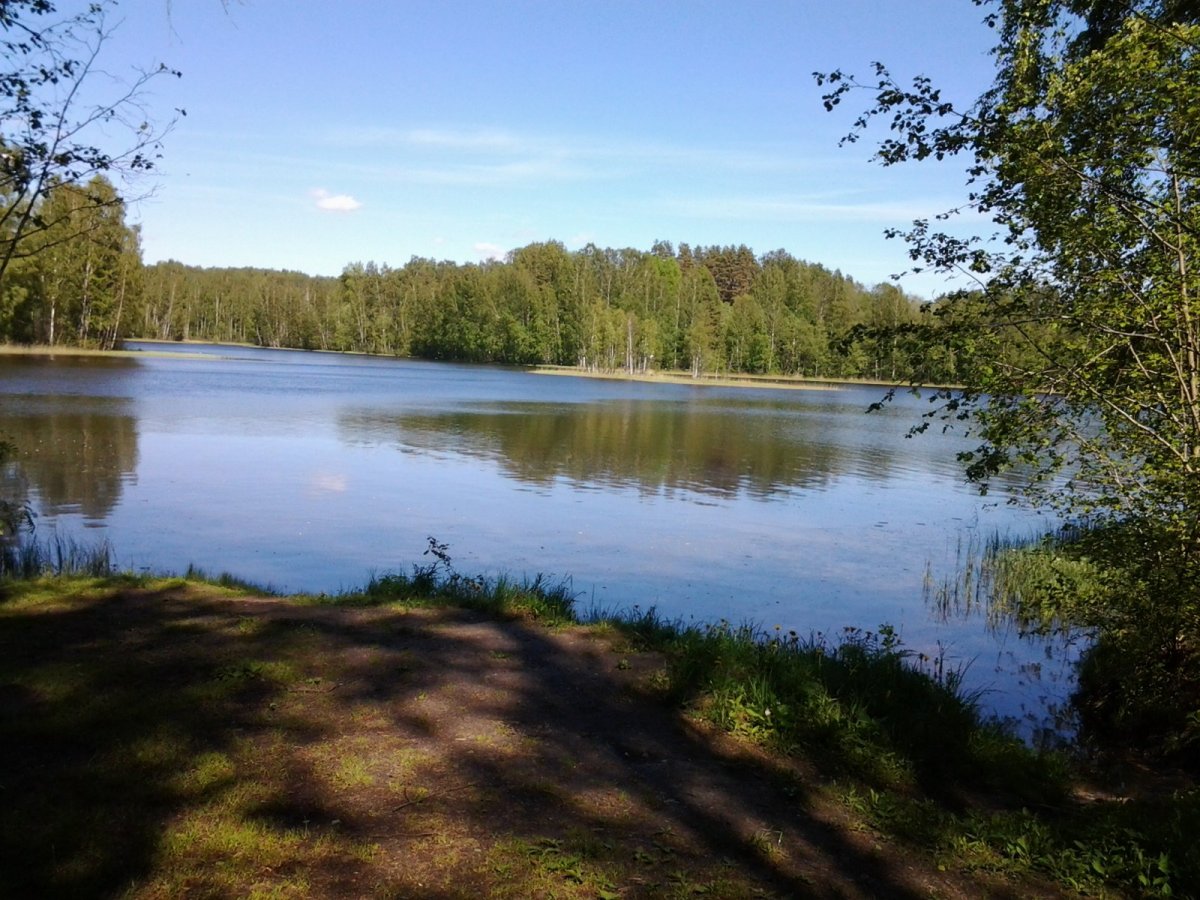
[1,341,911,392]
[0,342,218,361]
[528,364,902,392]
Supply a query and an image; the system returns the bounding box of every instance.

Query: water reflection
[2,396,138,521]
[0,348,1071,734]
[0,352,143,398]
[924,535,1085,747]
[338,398,921,499]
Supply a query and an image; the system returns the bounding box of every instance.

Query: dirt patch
[0,582,1057,898]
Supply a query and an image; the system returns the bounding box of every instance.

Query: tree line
[0,167,965,386]
[0,176,142,350]
[133,241,945,382]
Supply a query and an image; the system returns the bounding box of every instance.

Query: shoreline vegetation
[528,363,888,391]
[3,240,961,385]
[2,340,918,393]
[0,341,227,361]
[0,539,1196,897]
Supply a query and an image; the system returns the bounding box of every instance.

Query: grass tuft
[328,537,577,624]
[0,532,116,580]
[183,563,280,594]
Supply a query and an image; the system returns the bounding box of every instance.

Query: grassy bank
[0,341,223,361]
[0,545,1196,896]
[528,364,909,392]
[357,556,1199,896]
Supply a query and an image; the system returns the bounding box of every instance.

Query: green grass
[312,548,1200,896]
[1,546,1197,896]
[930,522,1200,766]
[586,607,1018,788]
[0,575,378,898]
[590,613,1198,897]
[330,541,577,625]
[183,562,281,594]
[0,532,117,580]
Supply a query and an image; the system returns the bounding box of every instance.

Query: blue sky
[97,1,998,297]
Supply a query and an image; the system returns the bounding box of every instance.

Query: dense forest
[0,177,142,351]
[0,183,950,382]
[137,243,940,381]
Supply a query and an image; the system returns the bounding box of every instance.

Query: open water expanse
[1,341,1077,737]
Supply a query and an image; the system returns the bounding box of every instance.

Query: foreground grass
[584,614,1197,897]
[1,558,1196,897]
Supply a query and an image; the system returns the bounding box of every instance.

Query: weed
[183,563,278,594]
[338,538,577,624]
[0,533,115,580]
[330,755,375,791]
[749,828,784,860]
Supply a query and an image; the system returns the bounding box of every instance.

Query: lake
[1,342,1076,737]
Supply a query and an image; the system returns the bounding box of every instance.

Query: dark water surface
[1,342,1076,736]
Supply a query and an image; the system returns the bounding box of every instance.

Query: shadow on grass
[0,575,1187,898]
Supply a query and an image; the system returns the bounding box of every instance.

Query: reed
[0,533,115,580]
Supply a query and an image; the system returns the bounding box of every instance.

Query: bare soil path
[0,581,1060,898]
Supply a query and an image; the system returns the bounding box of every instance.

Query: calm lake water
[1,342,1076,736]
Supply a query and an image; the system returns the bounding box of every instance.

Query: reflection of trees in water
[4,398,138,520]
[0,451,29,529]
[338,400,903,499]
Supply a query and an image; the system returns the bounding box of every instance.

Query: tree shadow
[0,583,1041,898]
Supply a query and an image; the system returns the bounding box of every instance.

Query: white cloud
[326,126,532,154]
[473,242,507,262]
[656,193,969,224]
[311,188,363,212]
[404,128,524,152]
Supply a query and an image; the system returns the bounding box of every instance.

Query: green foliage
[0,532,114,580]
[125,244,926,381]
[818,0,1200,758]
[2,176,143,348]
[819,2,1200,519]
[0,1,175,292]
[845,784,1199,897]
[615,606,1200,896]
[959,522,1200,763]
[641,616,1052,797]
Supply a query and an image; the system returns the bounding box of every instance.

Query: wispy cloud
[313,125,834,189]
[401,128,526,152]
[311,188,363,212]
[656,193,966,223]
[395,158,585,187]
[328,126,536,154]
[473,241,507,262]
